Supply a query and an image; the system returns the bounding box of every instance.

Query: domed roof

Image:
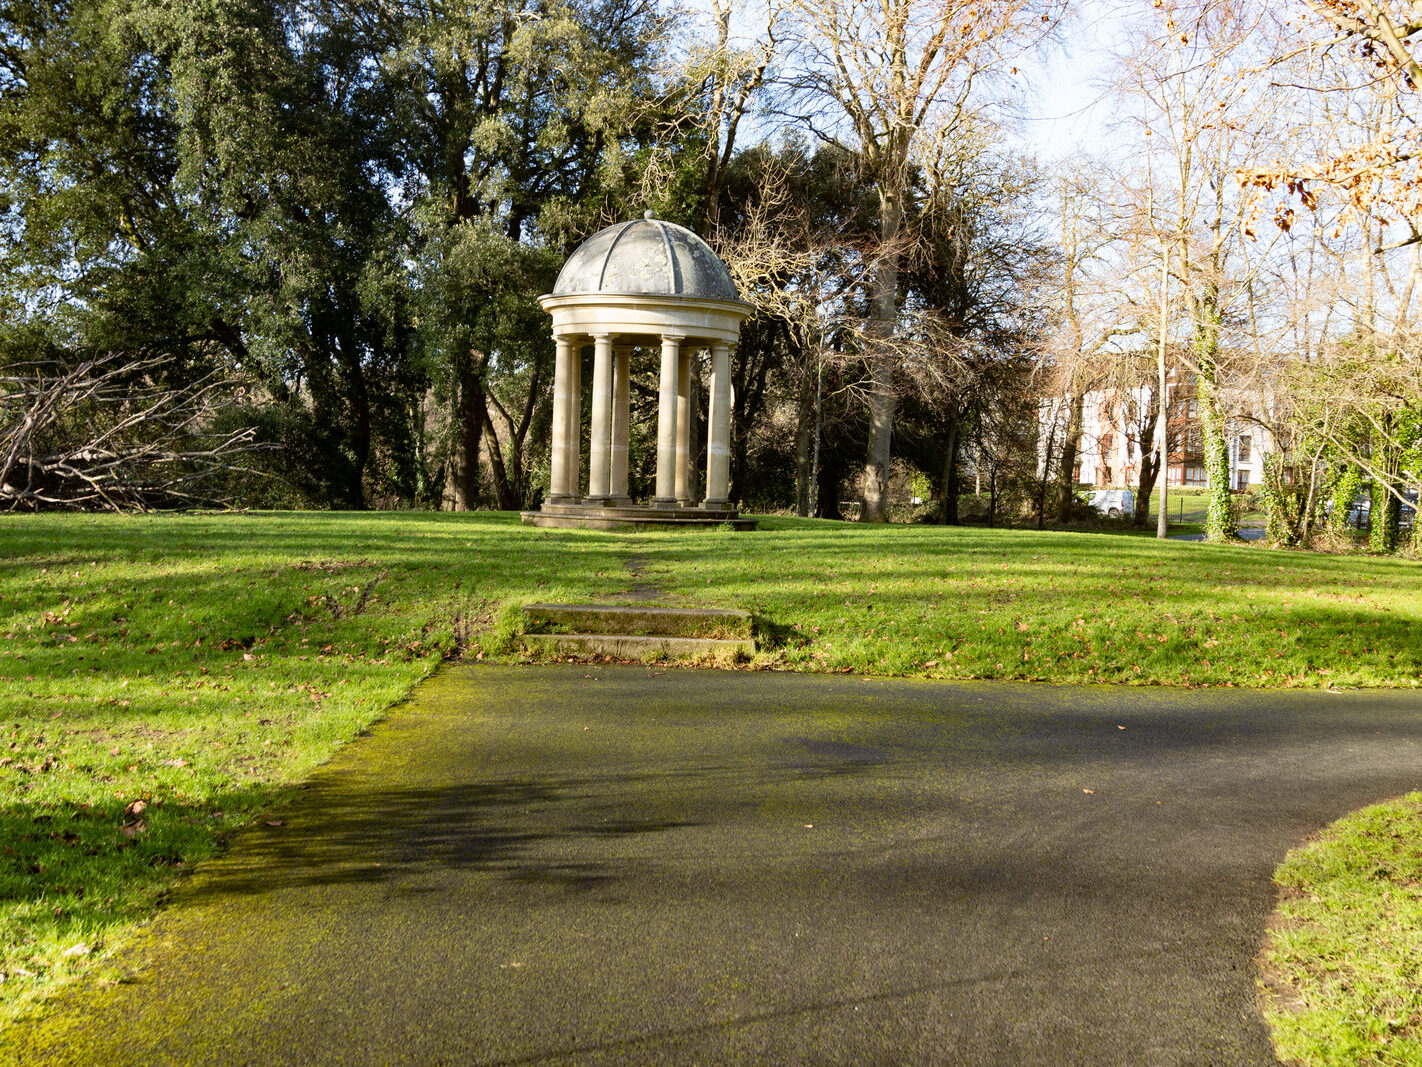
[552,213,741,302]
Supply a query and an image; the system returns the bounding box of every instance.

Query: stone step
[521,509,757,531]
[522,603,752,639]
[520,632,754,661]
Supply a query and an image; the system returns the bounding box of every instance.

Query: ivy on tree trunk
[1193,307,1236,542]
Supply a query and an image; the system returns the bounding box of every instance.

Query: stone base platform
[521,502,757,531]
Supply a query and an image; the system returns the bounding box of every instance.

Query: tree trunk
[1191,279,1236,542]
[1198,374,1235,541]
[1057,393,1084,521]
[794,356,817,517]
[1369,415,1402,552]
[862,188,901,523]
[939,411,961,525]
[1133,382,1161,528]
[342,348,371,510]
[443,357,485,511]
[1134,450,1160,529]
[481,405,519,510]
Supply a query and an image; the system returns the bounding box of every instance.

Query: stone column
[566,338,583,501]
[654,334,683,506]
[587,333,614,503]
[611,344,631,504]
[705,342,733,506]
[675,348,694,506]
[548,334,574,503]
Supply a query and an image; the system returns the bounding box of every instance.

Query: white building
[1042,378,1276,492]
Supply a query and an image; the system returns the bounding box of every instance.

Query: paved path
[1170,526,1267,543]
[9,666,1422,1065]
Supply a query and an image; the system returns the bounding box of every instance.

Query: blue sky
[1017,1,1132,160]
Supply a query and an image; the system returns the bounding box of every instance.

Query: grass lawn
[643,517,1422,689]
[1137,485,1264,526]
[1261,795,1422,1064]
[1,511,1419,1033]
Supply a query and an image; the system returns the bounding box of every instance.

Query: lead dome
[552,212,740,302]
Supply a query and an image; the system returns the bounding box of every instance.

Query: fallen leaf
[62,943,90,959]
[161,758,188,768]
[1082,788,1095,795]
[123,800,146,818]
[923,660,938,668]
[265,820,283,827]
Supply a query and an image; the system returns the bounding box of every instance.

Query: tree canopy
[1,0,1417,551]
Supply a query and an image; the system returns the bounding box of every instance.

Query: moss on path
[7,665,1422,1065]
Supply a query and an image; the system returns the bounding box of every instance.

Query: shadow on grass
[752,614,809,651]
[0,785,285,989]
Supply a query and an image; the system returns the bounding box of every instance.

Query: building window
[1186,398,1199,417]
[1101,433,1115,455]
[1235,469,1250,490]
[1185,427,1203,451]
[1184,465,1206,486]
[1237,434,1252,463]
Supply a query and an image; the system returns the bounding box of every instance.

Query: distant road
[1170,525,1267,542]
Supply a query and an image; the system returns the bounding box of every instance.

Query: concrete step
[520,603,756,662]
[521,632,754,661]
[522,603,752,639]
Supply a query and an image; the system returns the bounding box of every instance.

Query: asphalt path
[9,665,1422,1065]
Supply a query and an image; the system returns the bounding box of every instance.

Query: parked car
[1347,489,1417,530]
[1086,489,1135,519]
[1346,494,1370,529]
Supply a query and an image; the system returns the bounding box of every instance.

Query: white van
[1087,489,1135,519]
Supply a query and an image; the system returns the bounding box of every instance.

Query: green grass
[1262,794,1422,1065]
[0,511,623,1023]
[1137,485,1264,526]
[646,517,1422,688]
[0,511,1419,1026]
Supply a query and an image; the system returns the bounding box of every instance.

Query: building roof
[551,212,740,302]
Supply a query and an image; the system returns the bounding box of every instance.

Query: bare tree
[1240,10,1422,549]
[1116,0,1285,541]
[1241,1,1422,249]
[712,154,864,514]
[1,355,262,511]
[784,0,1063,521]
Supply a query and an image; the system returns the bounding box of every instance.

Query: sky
[1016,2,1134,162]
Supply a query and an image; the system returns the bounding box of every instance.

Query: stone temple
[521,212,756,530]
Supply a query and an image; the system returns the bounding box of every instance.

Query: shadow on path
[7,665,1422,1065]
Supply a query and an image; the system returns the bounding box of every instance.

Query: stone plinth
[521,503,756,532]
